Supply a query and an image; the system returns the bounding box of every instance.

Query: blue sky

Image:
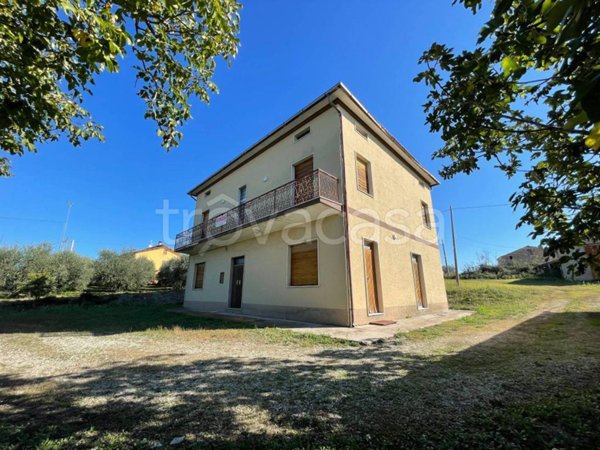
[0,0,538,268]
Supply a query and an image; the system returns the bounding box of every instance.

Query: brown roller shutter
[194,262,205,289]
[422,201,431,228]
[294,157,313,181]
[290,241,318,286]
[356,157,370,193]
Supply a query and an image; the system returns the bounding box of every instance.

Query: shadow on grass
[1,310,599,449]
[0,289,181,309]
[0,303,255,336]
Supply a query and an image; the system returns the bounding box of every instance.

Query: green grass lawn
[0,279,599,449]
[403,278,600,339]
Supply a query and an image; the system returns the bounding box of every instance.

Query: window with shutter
[422,201,431,228]
[194,262,205,289]
[289,241,318,286]
[356,157,371,194]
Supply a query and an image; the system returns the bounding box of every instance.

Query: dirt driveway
[0,281,599,449]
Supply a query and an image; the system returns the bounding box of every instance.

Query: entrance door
[229,256,245,308]
[411,254,427,308]
[293,157,314,204]
[364,241,381,314]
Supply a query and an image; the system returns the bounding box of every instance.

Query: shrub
[19,272,55,299]
[0,246,22,292]
[0,244,95,296]
[92,250,155,291]
[0,244,55,295]
[20,243,54,274]
[460,262,550,280]
[157,257,189,289]
[53,251,94,292]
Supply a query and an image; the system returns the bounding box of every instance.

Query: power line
[0,215,61,223]
[459,235,517,250]
[441,203,511,212]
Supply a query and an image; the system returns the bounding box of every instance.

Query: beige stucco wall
[190,108,343,227]
[184,214,350,326]
[339,108,448,325]
[181,101,448,327]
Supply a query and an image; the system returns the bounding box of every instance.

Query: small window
[290,241,318,286]
[356,156,372,194]
[239,185,247,204]
[205,190,211,196]
[294,127,310,141]
[355,125,368,139]
[219,272,225,284]
[421,201,431,228]
[194,262,205,289]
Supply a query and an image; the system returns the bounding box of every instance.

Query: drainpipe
[328,94,355,327]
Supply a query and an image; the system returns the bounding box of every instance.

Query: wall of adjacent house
[338,107,448,325]
[184,214,350,326]
[560,244,600,281]
[135,247,181,273]
[189,108,343,227]
[498,247,544,267]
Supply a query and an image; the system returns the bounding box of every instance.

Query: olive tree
[92,249,155,291]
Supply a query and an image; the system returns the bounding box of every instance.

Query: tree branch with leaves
[415,0,600,274]
[0,0,241,175]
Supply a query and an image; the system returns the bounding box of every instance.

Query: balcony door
[293,156,314,204]
[201,210,210,238]
[229,256,245,308]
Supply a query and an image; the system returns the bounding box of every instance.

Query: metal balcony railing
[175,169,340,250]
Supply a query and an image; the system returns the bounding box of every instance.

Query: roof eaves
[187,82,345,197]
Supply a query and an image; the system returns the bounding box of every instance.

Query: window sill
[287,284,320,288]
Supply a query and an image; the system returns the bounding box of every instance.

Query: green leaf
[501,56,520,76]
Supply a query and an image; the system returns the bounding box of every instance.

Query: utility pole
[441,240,449,275]
[450,206,460,286]
[59,201,73,251]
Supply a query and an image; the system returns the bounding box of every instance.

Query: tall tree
[415,0,600,273]
[0,0,241,176]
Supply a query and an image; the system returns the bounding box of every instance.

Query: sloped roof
[134,243,180,255]
[187,82,439,198]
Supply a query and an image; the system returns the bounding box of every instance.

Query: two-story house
[175,83,448,326]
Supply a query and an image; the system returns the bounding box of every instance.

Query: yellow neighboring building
[135,243,182,274]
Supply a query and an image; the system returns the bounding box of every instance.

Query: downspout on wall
[328,95,355,327]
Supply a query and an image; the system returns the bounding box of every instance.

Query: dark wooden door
[229,256,244,308]
[364,242,381,314]
[294,157,314,204]
[201,210,210,238]
[412,254,426,308]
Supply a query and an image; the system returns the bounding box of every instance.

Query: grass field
[0,279,599,449]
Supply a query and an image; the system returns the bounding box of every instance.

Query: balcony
[175,169,340,251]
